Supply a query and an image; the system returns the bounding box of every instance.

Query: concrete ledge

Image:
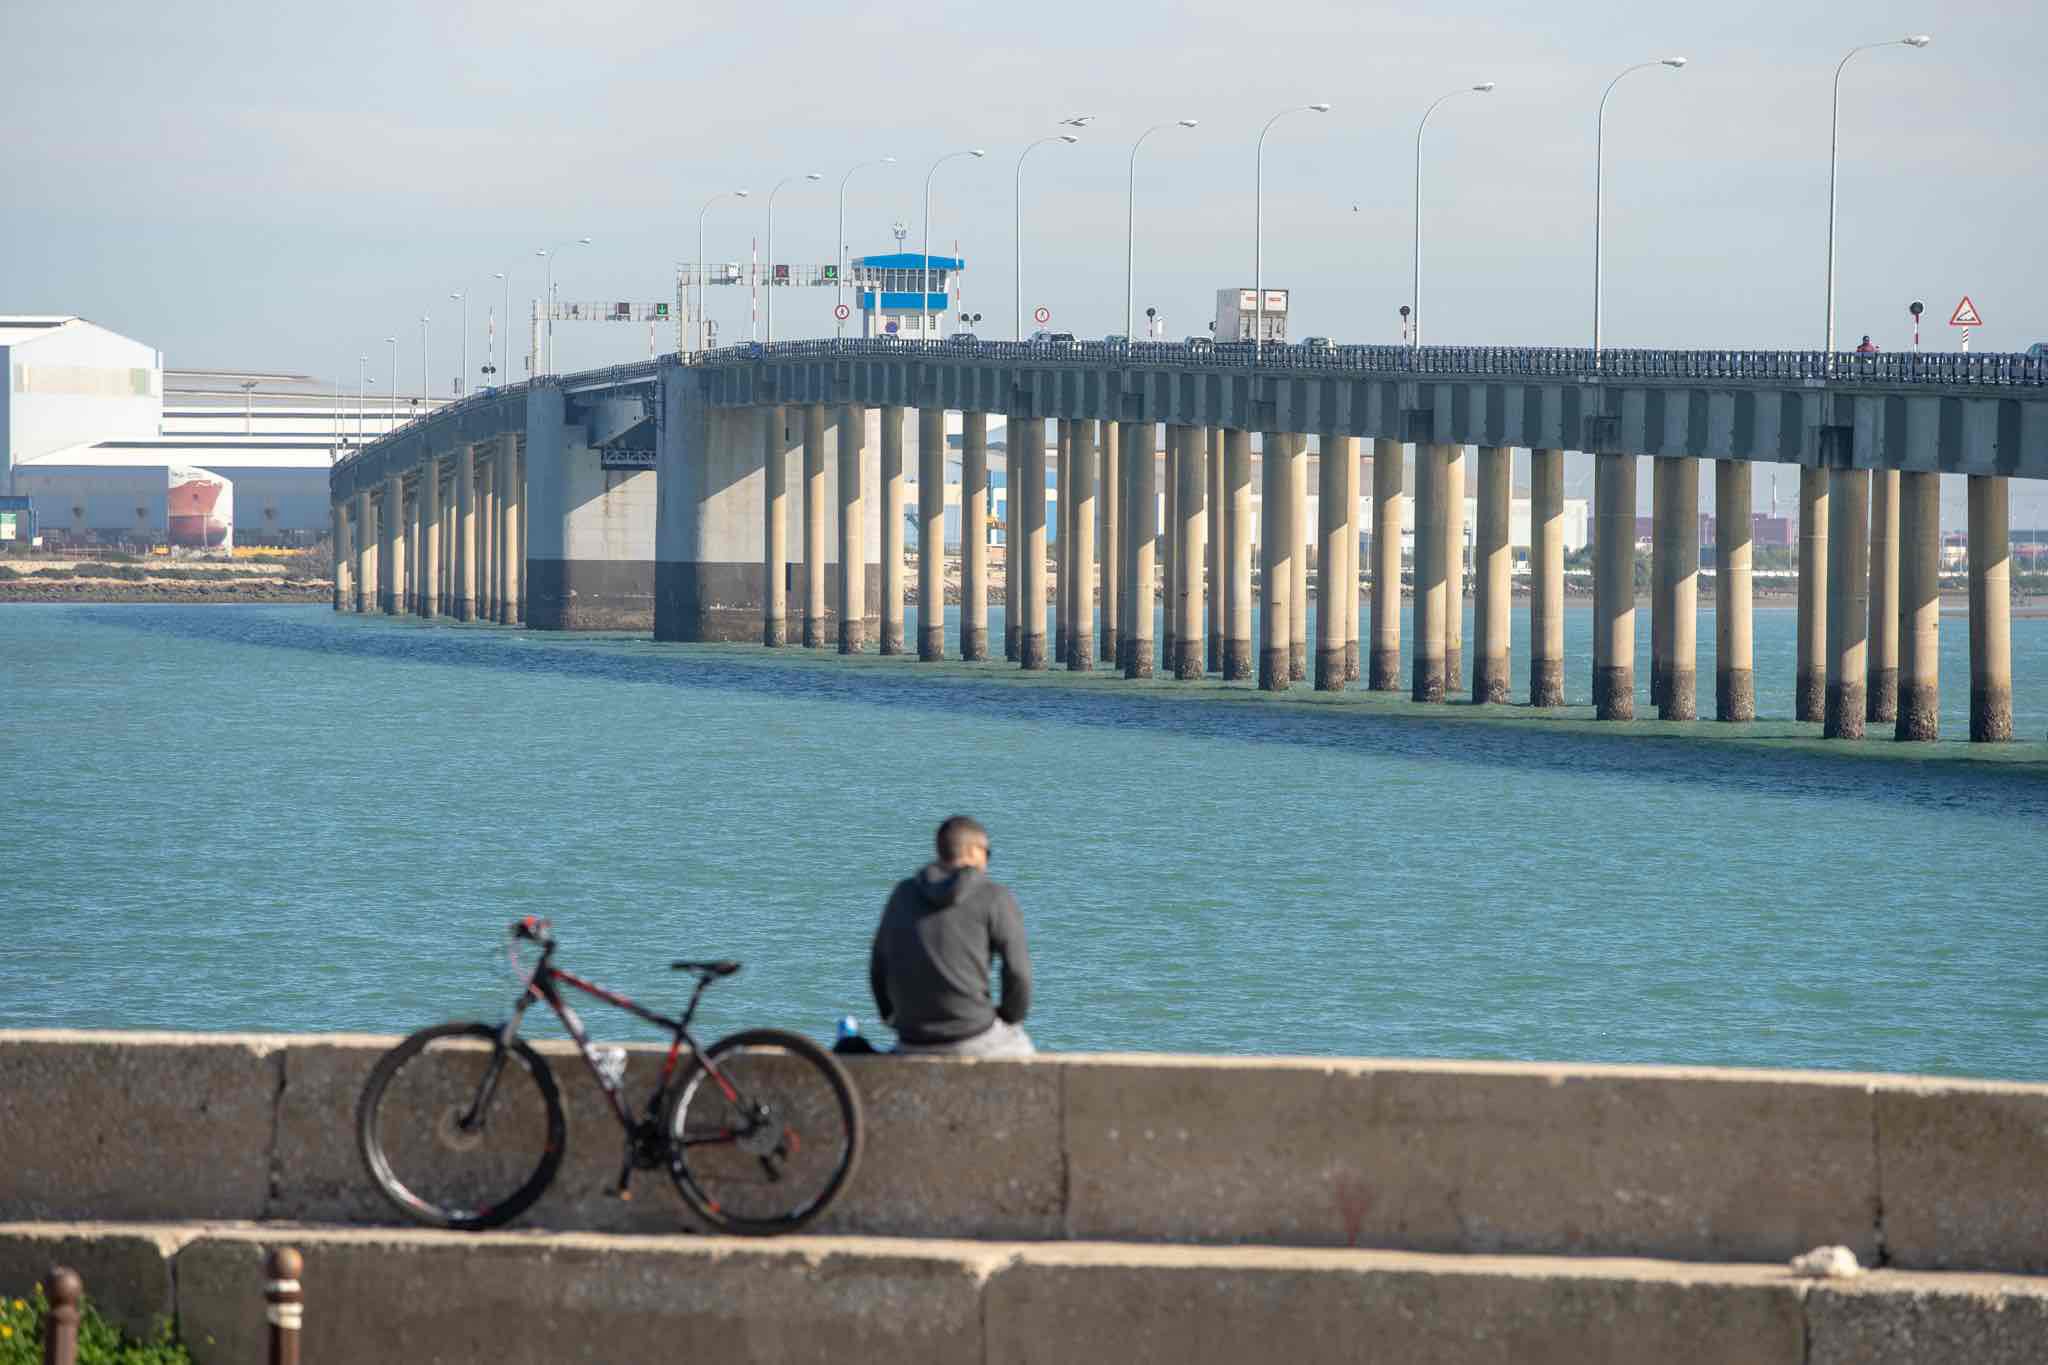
[6,1033,2048,1273]
[6,1222,2048,1365]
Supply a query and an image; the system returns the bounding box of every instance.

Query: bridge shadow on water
[85,606,2048,820]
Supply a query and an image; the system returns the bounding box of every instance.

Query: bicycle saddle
[671,959,742,977]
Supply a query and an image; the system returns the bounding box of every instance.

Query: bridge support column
[1897,470,1940,740]
[1715,459,1754,721]
[1223,429,1253,681]
[1411,443,1446,702]
[492,452,508,624]
[1071,418,1097,672]
[516,442,527,625]
[1207,429,1225,674]
[1442,446,1463,695]
[1055,421,1073,666]
[497,435,522,626]
[380,473,402,615]
[763,407,789,646]
[915,405,943,660]
[1593,453,1636,719]
[803,404,826,648]
[353,491,373,613]
[879,406,907,655]
[837,405,866,654]
[1261,433,1294,692]
[1290,436,1308,681]
[1016,416,1048,669]
[961,412,989,660]
[1654,456,1698,720]
[1472,445,1511,703]
[1796,465,1829,722]
[1006,416,1021,662]
[1529,449,1564,706]
[1159,429,1177,672]
[442,476,455,615]
[1823,468,1870,738]
[1172,424,1202,680]
[1372,438,1404,691]
[1867,469,1899,723]
[1342,436,1360,681]
[1969,474,2013,741]
[1098,419,1119,668]
[1125,420,1154,678]
[473,457,490,622]
[331,502,349,611]
[1316,432,1348,690]
[420,456,442,619]
[1650,458,1670,709]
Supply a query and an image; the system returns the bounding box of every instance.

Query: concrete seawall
[5,1031,2048,1274]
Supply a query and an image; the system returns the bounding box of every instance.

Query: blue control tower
[850,252,965,339]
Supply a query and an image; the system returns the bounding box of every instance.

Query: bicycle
[355,916,861,1235]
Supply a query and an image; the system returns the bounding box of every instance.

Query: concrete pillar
[406,480,420,615]
[1289,436,1308,681]
[1867,469,1900,723]
[420,457,442,619]
[1473,446,1511,703]
[914,404,944,658]
[476,455,493,623]
[1207,429,1225,674]
[1071,418,1098,672]
[493,450,510,624]
[763,407,789,646]
[499,436,522,626]
[515,443,526,625]
[1125,420,1155,678]
[1342,436,1360,681]
[1593,453,1637,720]
[1223,429,1253,681]
[354,490,374,613]
[1315,432,1348,690]
[442,479,455,614]
[1371,438,1404,691]
[381,473,403,615]
[1055,422,1073,666]
[1969,475,2013,742]
[1160,430,1178,672]
[1411,444,1446,702]
[331,502,349,610]
[1115,421,1133,673]
[837,404,866,654]
[1098,419,1119,667]
[1897,470,1939,741]
[1017,416,1049,669]
[1005,417,1021,662]
[1650,458,1671,709]
[878,405,906,655]
[803,404,827,648]
[961,412,990,660]
[1529,449,1564,706]
[1715,460,1755,721]
[1796,465,1829,722]
[1260,434,1293,691]
[1172,424,1202,680]
[1824,468,1870,739]
[1653,457,1698,720]
[1441,446,1463,694]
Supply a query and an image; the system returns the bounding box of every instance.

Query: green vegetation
[0,1285,192,1365]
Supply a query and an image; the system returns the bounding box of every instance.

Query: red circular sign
[1033,306,1051,325]
[833,303,851,321]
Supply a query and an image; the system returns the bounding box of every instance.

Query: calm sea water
[3,602,2045,1081]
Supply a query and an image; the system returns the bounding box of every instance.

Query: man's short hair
[935,815,988,864]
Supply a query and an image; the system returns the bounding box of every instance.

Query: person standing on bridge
[1856,335,1880,354]
[868,815,1035,1057]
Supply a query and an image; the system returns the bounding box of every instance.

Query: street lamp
[695,192,747,352]
[924,149,987,343]
[1254,102,1330,353]
[419,316,431,407]
[448,290,469,397]
[1825,35,1933,354]
[1014,134,1080,341]
[534,236,592,375]
[1410,83,1495,349]
[765,172,823,343]
[1126,119,1199,341]
[384,337,398,426]
[356,356,369,447]
[488,266,519,384]
[836,157,896,337]
[1593,58,1686,362]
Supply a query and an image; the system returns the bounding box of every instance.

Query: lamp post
[419,316,431,407]
[1254,102,1330,353]
[764,172,823,344]
[448,290,469,396]
[384,337,398,426]
[1014,135,1079,340]
[1826,35,1933,355]
[488,266,517,385]
[924,149,987,343]
[356,356,369,447]
[534,236,592,375]
[1125,120,1199,342]
[1593,58,1686,363]
[835,157,896,338]
[1410,83,1495,350]
[695,192,748,352]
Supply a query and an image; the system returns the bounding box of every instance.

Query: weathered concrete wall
[4,1033,2047,1273]
[524,388,657,630]
[2,1223,2045,1365]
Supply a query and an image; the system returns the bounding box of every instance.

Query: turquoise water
[2,603,2045,1081]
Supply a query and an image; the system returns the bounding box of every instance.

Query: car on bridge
[949,332,979,348]
[2029,342,2048,360]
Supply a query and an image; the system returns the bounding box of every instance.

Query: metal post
[1412,84,1493,350]
[1826,38,1933,354]
[265,1247,303,1365]
[1254,103,1328,353]
[41,1267,81,1365]
[1593,59,1685,360]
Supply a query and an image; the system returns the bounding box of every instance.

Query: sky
[3,0,2043,521]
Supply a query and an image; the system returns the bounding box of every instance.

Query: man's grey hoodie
[869,863,1032,1045]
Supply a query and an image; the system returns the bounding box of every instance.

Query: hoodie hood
[913,861,978,909]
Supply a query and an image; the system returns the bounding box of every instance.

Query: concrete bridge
[329,339,2048,742]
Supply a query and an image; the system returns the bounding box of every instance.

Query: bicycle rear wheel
[665,1028,861,1235]
[356,1021,566,1231]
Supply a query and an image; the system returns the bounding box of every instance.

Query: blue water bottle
[836,1015,861,1044]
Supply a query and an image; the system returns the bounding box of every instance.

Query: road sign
[1949,296,1983,327]
[833,303,851,321]
[1034,306,1051,325]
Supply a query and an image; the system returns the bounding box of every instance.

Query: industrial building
[2,315,432,547]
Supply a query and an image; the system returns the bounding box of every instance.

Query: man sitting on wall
[869,815,1035,1058]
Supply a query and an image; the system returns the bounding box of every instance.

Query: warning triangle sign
[1949,296,1983,327]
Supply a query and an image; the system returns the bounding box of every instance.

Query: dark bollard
[265,1247,303,1365]
[41,1267,81,1365]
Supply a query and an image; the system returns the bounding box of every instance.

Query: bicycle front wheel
[356,1021,566,1231]
[665,1028,861,1235]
